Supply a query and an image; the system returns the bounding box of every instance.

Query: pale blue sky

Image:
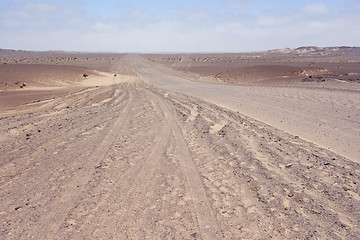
[0,0,359,52]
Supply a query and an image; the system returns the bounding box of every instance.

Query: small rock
[15,206,22,211]
[191,232,197,238]
[285,163,293,168]
[324,161,330,165]
[311,208,321,214]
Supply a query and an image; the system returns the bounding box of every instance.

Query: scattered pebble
[324,161,330,165]
[94,164,103,169]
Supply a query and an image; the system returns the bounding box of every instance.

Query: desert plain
[0,47,360,239]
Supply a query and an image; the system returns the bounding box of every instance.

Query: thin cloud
[225,1,252,11]
[0,0,359,52]
[301,2,331,15]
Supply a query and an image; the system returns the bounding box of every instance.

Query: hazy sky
[0,0,359,52]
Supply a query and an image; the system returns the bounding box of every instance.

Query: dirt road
[132,56,360,162]
[1,55,359,239]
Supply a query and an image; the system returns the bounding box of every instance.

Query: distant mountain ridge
[1,46,360,55]
[268,46,360,55]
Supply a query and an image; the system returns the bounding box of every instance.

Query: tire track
[165,91,360,239]
[27,84,134,239]
[110,88,172,215]
[59,86,199,239]
[0,85,129,190]
[146,89,222,239]
[113,116,172,229]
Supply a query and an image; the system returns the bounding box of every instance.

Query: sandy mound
[0,64,99,90]
[0,64,118,115]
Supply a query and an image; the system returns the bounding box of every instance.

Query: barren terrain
[1,48,360,239]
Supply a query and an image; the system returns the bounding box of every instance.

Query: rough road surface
[1,55,359,239]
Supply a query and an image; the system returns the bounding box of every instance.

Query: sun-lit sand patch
[80,71,116,86]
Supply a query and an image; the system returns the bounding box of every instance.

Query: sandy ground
[0,51,360,239]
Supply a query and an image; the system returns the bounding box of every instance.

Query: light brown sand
[0,51,359,239]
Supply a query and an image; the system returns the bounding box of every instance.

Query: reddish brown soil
[145,49,360,85]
